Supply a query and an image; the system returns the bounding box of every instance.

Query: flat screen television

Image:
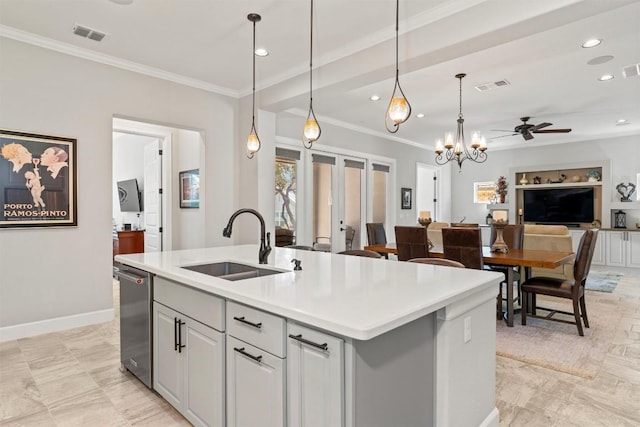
[117,179,142,212]
[523,187,594,225]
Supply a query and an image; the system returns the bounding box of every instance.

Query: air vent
[73,24,106,42]
[622,63,640,78]
[474,79,510,92]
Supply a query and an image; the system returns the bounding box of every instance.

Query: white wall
[0,37,237,340]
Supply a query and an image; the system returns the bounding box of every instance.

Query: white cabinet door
[226,336,285,427]
[569,229,584,253]
[184,320,225,427]
[591,231,605,265]
[287,323,344,427]
[606,231,626,267]
[154,302,183,409]
[626,232,640,268]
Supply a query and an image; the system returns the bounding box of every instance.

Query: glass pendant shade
[247,129,260,154]
[303,118,320,141]
[388,97,410,124]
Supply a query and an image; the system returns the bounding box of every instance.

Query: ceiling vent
[73,24,106,42]
[622,63,640,78]
[474,79,510,92]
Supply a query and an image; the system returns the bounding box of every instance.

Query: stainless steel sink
[181,262,285,281]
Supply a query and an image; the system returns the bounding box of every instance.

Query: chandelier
[302,0,321,149]
[246,13,262,159]
[385,0,411,133]
[435,73,487,169]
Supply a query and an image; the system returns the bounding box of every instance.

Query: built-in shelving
[515,181,602,190]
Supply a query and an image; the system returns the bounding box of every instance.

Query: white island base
[117,245,500,427]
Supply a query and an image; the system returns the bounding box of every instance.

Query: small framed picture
[401,187,412,210]
[179,169,199,208]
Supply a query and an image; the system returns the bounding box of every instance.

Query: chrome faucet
[223,208,272,264]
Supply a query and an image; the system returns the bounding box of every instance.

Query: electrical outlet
[464,316,472,343]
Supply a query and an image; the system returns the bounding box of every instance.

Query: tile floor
[1,266,638,426]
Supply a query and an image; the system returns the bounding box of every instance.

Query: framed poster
[474,181,496,204]
[179,169,199,208]
[0,129,77,228]
[401,187,412,210]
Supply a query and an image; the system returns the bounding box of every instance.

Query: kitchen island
[116,244,502,427]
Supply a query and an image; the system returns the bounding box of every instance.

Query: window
[275,148,300,231]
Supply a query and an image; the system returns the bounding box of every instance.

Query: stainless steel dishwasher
[115,264,153,388]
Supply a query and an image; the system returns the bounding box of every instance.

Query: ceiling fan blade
[522,130,534,141]
[528,122,552,132]
[491,129,517,132]
[487,133,518,140]
[533,128,572,133]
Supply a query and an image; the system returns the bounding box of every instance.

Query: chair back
[345,225,356,250]
[275,227,295,247]
[366,223,387,245]
[337,249,382,258]
[574,229,598,285]
[451,223,479,228]
[285,245,315,251]
[394,226,430,261]
[408,258,465,268]
[442,227,484,269]
[490,224,524,249]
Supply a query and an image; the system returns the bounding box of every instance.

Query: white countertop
[116,245,502,340]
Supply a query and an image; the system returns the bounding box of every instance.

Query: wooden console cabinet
[113,230,144,258]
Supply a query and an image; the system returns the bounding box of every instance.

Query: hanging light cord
[394,0,399,83]
[252,17,257,125]
[309,0,314,107]
[458,74,463,119]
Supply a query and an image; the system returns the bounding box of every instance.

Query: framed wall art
[179,169,200,208]
[0,129,77,228]
[401,187,412,210]
[474,181,496,204]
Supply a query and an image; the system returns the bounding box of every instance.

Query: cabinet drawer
[155,276,225,331]
[227,301,286,358]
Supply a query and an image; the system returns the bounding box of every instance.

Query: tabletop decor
[616,182,636,202]
[0,128,77,228]
[490,210,509,253]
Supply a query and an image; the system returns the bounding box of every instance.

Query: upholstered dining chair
[442,227,483,269]
[408,258,465,268]
[521,229,598,336]
[337,249,382,258]
[490,224,525,315]
[394,226,430,261]
[366,222,388,258]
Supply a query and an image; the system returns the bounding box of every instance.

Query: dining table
[364,242,575,327]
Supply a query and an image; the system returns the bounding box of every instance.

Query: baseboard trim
[0,309,114,342]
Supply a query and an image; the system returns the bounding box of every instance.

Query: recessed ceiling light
[582,38,602,48]
[616,119,629,125]
[370,95,380,101]
[254,48,268,57]
[598,74,614,81]
[587,55,614,65]
[416,113,425,118]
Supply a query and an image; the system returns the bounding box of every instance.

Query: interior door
[311,152,366,253]
[144,140,162,252]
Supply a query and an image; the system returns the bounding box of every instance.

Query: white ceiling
[1,0,639,151]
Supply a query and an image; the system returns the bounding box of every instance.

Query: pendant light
[246,13,262,159]
[302,0,321,149]
[434,73,488,170]
[385,0,411,133]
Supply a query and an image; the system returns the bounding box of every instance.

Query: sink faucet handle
[291,258,302,271]
[266,231,271,247]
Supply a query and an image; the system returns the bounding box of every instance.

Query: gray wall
[0,37,236,339]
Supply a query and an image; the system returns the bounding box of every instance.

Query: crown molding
[0,25,239,98]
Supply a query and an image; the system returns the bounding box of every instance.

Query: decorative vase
[499,193,506,203]
[519,173,529,185]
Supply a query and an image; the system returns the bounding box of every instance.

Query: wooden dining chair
[521,229,598,336]
[442,227,483,269]
[408,258,465,268]
[337,249,382,258]
[490,224,525,315]
[394,226,430,261]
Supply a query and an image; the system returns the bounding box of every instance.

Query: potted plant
[495,176,508,203]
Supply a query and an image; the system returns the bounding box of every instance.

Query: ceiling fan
[492,117,572,141]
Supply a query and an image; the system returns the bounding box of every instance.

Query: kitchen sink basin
[181,261,285,281]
